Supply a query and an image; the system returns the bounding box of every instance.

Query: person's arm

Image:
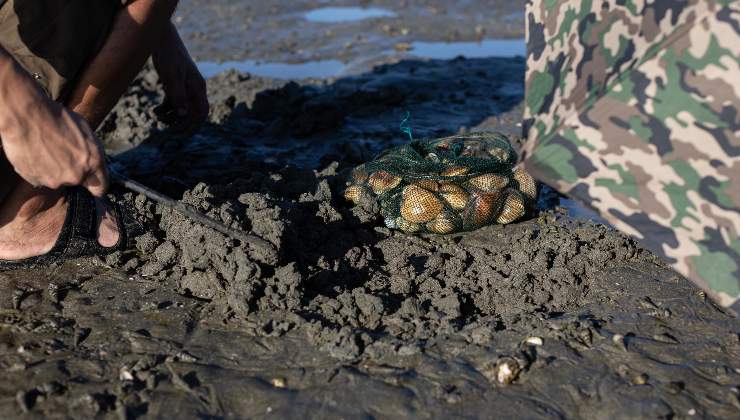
[0,48,108,196]
[152,22,209,132]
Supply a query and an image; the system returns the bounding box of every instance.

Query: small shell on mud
[350,165,369,184]
[401,185,443,223]
[396,217,421,233]
[525,337,544,346]
[496,190,526,225]
[495,357,521,385]
[344,185,369,204]
[632,373,649,386]
[488,146,510,162]
[426,212,457,234]
[368,171,402,195]
[514,168,538,201]
[271,378,286,388]
[441,166,470,177]
[439,183,469,210]
[612,334,627,351]
[468,173,509,192]
[463,192,500,228]
[413,179,439,192]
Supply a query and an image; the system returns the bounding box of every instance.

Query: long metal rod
[109,168,278,264]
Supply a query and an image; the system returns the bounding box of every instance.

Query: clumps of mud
[112,162,648,361]
[87,58,739,418]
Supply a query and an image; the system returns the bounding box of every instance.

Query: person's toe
[95,198,120,248]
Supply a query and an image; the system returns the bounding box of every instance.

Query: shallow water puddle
[197,38,525,80]
[402,38,526,59]
[197,59,346,79]
[304,6,397,23]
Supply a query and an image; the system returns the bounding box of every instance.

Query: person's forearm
[154,21,188,61]
[0,48,58,140]
[66,0,179,128]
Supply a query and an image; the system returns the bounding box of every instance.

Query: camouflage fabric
[522,0,740,312]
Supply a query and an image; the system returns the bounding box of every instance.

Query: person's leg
[0,0,178,260]
[66,0,179,129]
[0,153,17,203]
[66,0,179,248]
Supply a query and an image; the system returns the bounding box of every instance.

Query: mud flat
[0,0,738,418]
[173,0,524,64]
[0,56,738,418]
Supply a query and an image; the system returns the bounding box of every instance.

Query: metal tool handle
[108,166,278,265]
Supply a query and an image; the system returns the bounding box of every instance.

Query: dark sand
[1,1,738,419]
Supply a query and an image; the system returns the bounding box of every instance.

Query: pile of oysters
[344,132,538,234]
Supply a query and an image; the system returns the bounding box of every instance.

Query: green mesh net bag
[344,132,538,234]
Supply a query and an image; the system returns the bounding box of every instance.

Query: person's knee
[129,0,180,9]
[127,0,180,17]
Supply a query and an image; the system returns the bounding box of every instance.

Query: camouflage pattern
[522,0,740,312]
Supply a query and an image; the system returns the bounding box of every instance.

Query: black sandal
[0,187,139,270]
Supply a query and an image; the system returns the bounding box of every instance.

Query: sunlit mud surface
[1,1,738,418]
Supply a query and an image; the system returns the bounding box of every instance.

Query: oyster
[344,185,369,204]
[426,212,457,234]
[496,189,526,224]
[400,185,443,223]
[468,173,509,192]
[396,217,421,233]
[513,168,538,202]
[463,192,500,228]
[441,166,470,177]
[350,165,369,184]
[368,171,402,195]
[412,179,439,191]
[439,183,469,210]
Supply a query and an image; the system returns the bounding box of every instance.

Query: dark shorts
[0,0,125,101]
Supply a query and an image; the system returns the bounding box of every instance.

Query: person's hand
[0,93,108,197]
[152,23,208,134]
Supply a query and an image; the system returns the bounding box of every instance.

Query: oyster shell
[496,189,526,224]
[384,216,398,229]
[441,166,470,177]
[368,171,402,195]
[350,165,369,184]
[412,179,439,191]
[462,192,500,228]
[344,185,366,203]
[468,173,509,192]
[495,357,521,385]
[513,168,537,202]
[400,185,443,223]
[396,217,421,233]
[426,212,457,234]
[439,183,469,210]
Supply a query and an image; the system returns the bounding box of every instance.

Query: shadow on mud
[112,55,525,186]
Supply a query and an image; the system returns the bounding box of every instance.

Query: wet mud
[174,0,524,64]
[1,1,739,419]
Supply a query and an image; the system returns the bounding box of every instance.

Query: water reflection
[197,59,346,79]
[304,7,397,23]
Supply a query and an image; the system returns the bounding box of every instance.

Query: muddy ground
[1,1,739,419]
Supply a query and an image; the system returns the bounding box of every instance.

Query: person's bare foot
[95,196,119,248]
[0,182,119,261]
